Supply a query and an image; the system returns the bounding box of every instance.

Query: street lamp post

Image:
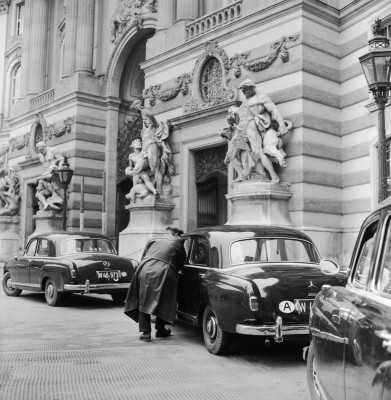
[58,156,74,231]
[359,18,391,203]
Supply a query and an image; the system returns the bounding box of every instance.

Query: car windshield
[230,237,320,265]
[61,238,117,255]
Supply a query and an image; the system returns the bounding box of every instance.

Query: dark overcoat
[124,235,186,324]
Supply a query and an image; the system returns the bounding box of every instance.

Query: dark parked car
[306,198,391,400]
[177,225,345,355]
[2,231,137,306]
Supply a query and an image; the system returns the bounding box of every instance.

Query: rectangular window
[16,3,24,36]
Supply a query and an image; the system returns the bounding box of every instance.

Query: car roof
[29,231,112,241]
[185,225,314,241]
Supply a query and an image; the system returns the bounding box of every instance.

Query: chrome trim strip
[235,323,309,337]
[64,283,129,291]
[10,281,40,288]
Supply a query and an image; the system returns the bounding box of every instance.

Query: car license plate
[96,270,120,281]
[294,299,313,314]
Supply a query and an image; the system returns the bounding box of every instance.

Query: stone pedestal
[0,216,21,263]
[119,197,175,262]
[31,211,63,239]
[226,181,292,226]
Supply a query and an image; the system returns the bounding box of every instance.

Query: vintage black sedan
[306,198,391,400]
[2,231,137,307]
[177,225,345,355]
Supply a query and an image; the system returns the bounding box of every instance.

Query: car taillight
[249,296,258,311]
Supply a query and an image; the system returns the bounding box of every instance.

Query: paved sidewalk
[0,289,310,400]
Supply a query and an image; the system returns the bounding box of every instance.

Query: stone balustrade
[30,89,55,110]
[185,0,242,41]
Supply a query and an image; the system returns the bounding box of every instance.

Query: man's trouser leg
[139,312,151,333]
[155,316,168,331]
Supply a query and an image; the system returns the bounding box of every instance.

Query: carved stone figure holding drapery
[35,141,64,211]
[0,166,20,216]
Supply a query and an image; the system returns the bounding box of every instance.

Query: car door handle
[199,273,205,279]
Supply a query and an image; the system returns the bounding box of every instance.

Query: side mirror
[320,259,340,275]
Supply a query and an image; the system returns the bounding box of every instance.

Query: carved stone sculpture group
[125,106,174,203]
[220,79,292,184]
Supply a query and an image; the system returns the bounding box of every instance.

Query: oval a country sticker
[278,300,295,313]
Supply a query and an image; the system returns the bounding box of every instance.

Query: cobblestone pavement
[0,288,311,400]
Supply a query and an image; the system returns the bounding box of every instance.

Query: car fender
[203,272,256,333]
[41,262,73,291]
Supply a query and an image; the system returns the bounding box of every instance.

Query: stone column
[20,0,32,96]
[157,0,175,31]
[74,0,95,75]
[27,0,49,95]
[176,0,198,22]
[62,0,78,77]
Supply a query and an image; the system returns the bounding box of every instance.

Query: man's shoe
[139,332,151,342]
[155,328,171,338]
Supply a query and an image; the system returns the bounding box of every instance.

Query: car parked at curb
[2,231,137,306]
[177,225,346,355]
[305,197,391,400]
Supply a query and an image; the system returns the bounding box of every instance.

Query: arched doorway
[195,145,228,227]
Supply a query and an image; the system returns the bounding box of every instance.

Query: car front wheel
[307,341,322,400]
[2,271,22,297]
[45,279,62,307]
[202,305,230,355]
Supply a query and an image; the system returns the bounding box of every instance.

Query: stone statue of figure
[125,139,158,202]
[237,79,292,183]
[35,141,64,211]
[139,108,174,195]
[0,166,20,216]
[219,106,266,182]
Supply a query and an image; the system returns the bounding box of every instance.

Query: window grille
[200,57,223,104]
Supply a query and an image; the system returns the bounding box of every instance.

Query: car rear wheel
[111,292,126,304]
[307,341,322,400]
[202,305,230,355]
[45,279,62,307]
[2,271,22,296]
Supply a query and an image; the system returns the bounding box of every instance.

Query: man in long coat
[124,226,186,342]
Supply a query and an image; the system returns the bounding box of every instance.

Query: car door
[15,239,38,284]
[29,238,50,288]
[345,212,391,400]
[177,235,210,323]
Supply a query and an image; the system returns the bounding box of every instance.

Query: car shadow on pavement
[16,292,124,309]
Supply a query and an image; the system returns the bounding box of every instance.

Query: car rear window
[61,238,117,255]
[230,237,320,265]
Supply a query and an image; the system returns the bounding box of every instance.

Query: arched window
[11,64,21,105]
[200,57,223,105]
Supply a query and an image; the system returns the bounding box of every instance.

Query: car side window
[190,237,209,266]
[352,221,378,287]
[36,239,50,257]
[376,217,391,295]
[25,239,38,256]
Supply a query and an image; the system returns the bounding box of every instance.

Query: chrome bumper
[236,316,309,343]
[64,280,129,293]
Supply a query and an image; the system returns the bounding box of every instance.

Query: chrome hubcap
[6,279,14,290]
[206,314,217,341]
[46,284,54,298]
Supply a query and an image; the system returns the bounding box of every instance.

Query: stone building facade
[0,0,390,268]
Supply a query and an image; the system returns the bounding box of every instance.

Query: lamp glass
[361,57,375,85]
[373,55,391,82]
